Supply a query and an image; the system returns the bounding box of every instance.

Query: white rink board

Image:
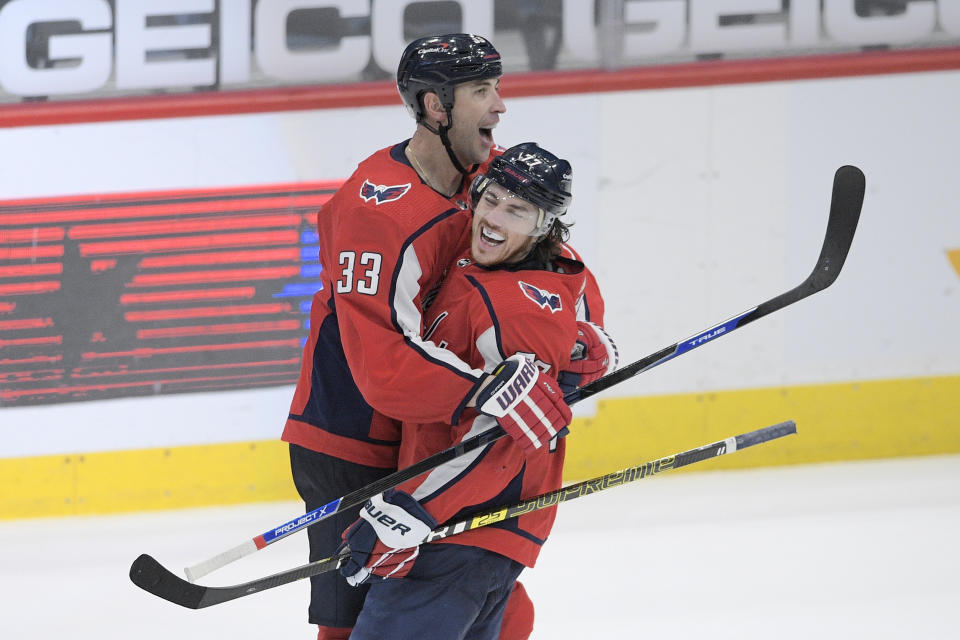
[1,70,958,456]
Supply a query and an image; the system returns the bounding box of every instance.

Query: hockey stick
[177,164,863,582]
[129,419,796,609]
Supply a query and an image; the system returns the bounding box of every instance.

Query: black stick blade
[809,165,865,291]
[130,554,206,609]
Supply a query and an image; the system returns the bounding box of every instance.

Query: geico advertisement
[1,0,959,98]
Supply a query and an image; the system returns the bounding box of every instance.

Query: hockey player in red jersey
[341,143,613,640]
[282,35,615,640]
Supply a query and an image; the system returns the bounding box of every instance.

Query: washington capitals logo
[519,281,562,313]
[360,180,411,205]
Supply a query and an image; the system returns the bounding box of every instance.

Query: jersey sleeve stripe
[411,414,499,503]
[388,218,484,384]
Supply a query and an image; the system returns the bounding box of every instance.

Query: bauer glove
[476,354,572,454]
[339,489,437,587]
[558,321,619,394]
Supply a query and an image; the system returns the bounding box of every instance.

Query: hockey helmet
[471,142,573,237]
[397,34,503,124]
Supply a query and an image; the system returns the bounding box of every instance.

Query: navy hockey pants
[350,544,525,640]
[289,444,393,628]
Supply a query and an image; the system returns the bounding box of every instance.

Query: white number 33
[336,251,382,295]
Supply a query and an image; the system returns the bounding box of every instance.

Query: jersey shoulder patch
[359,179,411,205]
[518,281,563,313]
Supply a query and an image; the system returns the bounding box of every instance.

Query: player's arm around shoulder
[324,190,482,422]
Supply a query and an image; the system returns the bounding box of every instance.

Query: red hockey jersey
[283,141,606,470]
[283,142,484,467]
[397,250,586,568]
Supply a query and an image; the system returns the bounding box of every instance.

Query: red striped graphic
[0,194,330,225]
[80,230,299,256]
[0,371,300,401]
[0,228,65,243]
[0,245,64,260]
[70,358,301,379]
[129,266,301,287]
[0,263,63,278]
[80,339,302,359]
[90,259,117,272]
[119,287,258,304]
[124,303,292,321]
[0,181,342,206]
[1,181,338,406]
[137,320,301,339]
[0,281,60,295]
[68,214,301,240]
[139,248,300,268]
[0,335,62,348]
[0,355,62,365]
[0,317,54,331]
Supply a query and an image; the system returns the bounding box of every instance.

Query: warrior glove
[476,354,572,454]
[339,489,437,586]
[558,321,619,394]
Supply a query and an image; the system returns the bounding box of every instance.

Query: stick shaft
[130,420,795,609]
[184,165,863,580]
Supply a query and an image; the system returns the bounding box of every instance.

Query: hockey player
[283,35,615,640]
[340,142,598,640]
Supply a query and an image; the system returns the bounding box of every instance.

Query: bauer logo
[359,180,411,205]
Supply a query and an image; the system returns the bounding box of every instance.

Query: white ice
[1,454,958,639]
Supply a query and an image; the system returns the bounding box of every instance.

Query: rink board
[3,373,958,519]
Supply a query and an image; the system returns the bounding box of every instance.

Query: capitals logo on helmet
[360,180,411,205]
[519,281,562,313]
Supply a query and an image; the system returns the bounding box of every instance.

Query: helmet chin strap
[422,107,479,178]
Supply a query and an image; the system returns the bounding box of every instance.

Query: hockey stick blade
[130,551,348,610]
[132,420,795,609]
[176,165,863,582]
[573,164,864,402]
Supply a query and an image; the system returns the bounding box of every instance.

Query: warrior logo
[360,180,411,205]
[519,281,562,313]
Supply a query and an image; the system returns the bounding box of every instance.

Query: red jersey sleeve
[325,200,484,425]
[560,243,605,325]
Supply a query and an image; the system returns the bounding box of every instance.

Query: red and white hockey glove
[476,354,572,454]
[558,321,619,394]
[339,489,437,587]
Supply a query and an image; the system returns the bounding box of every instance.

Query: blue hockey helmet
[397,33,503,124]
[471,142,573,237]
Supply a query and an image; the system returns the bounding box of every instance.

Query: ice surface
[1,455,957,639]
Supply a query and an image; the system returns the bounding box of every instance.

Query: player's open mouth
[479,127,494,145]
[480,226,504,246]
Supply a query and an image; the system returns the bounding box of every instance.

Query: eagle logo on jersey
[518,281,562,313]
[360,180,411,205]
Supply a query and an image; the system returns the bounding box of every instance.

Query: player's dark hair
[530,218,572,266]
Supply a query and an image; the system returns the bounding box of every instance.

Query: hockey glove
[476,354,572,454]
[558,321,619,394]
[339,489,437,587]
